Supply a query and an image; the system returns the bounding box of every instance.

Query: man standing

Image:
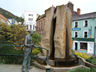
[22,30,34,72]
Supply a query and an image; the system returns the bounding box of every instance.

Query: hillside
[0,8,24,22]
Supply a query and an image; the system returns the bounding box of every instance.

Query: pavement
[0,64,45,72]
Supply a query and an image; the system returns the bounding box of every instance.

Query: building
[36,14,46,35]
[23,11,36,31]
[0,14,8,23]
[72,12,96,55]
[36,2,78,35]
[7,18,18,25]
[36,2,96,55]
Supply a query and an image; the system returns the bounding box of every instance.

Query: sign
[88,42,94,54]
[72,28,81,31]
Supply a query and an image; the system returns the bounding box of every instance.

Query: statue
[22,30,38,72]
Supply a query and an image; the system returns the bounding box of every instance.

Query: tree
[0,22,11,41]
[10,24,28,49]
[0,23,28,49]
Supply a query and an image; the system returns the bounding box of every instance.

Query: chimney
[77,8,80,15]
[67,1,74,12]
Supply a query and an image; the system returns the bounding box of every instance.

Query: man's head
[29,30,34,35]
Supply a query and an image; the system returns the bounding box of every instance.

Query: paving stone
[0,64,45,72]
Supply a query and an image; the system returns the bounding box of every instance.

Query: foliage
[0,23,11,41]
[0,23,28,49]
[90,67,96,72]
[0,23,42,64]
[75,52,91,59]
[68,67,90,72]
[32,48,41,55]
[32,32,42,55]
[68,67,96,72]
[0,42,24,64]
[10,24,28,47]
[32,32,42,45]
[86,56,96,65]
[0,8,24,22]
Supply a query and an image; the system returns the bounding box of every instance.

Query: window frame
[74,21,78,28]
[74,41,78,51]
[83,20,88,27]
[74,31,78,38]
[80,42,88,50]
[83,31,88,38]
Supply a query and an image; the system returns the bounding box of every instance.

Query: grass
[68,67,90,72]
[86,56,96,65]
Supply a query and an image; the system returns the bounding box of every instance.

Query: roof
[0,14,8,21]
[73,12,96,21]
[36,14,46,21]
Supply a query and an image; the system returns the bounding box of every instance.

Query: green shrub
[0,42,24,64]
[32,48,41,55]
[90,67,96,72]
[32,32,42,55]
[75,52,91,59]
[86,56,96,65]
[32,32,42,45]
[68,67,90,72]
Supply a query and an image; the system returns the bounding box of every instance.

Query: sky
[0,0,96,17]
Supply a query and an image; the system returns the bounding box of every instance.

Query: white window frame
[74,41,78,51]
[83,20,88,27]
[74,31,78,38]
[80,41,88,50]
[83,30,88,38]
[74,21,78,28]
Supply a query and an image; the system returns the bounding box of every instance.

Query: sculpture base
[36,55,79,67]
[33,61,86,72]
[49,55,79,67]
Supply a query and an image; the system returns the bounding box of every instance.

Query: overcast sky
[0,0,96,17]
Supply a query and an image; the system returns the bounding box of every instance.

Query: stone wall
[54,5,72,58]
[41,5,72,59]
[41,6,55,56]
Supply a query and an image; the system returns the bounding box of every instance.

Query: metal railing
[0,43,49,65]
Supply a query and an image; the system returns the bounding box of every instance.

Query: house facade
[23,11,36,31]
[72,12,96,55]
[7,18,18,25]
[36,14,45,35]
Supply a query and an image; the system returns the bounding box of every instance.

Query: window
[30,25,32,29]
[84,31,88,38]
[75,42,78,50]
[80,42,87,50]
[85,20,88,27]
[75,22,78,28]
[75,32,78,38]
[28,18,33,21]
[29,14,33,16]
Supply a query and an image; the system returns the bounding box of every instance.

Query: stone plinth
[41,6,55,56]
[54,5,72,58]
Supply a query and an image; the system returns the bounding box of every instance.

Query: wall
[72,18,96,54]
[24,11,37,31]
[72,18,96,38]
